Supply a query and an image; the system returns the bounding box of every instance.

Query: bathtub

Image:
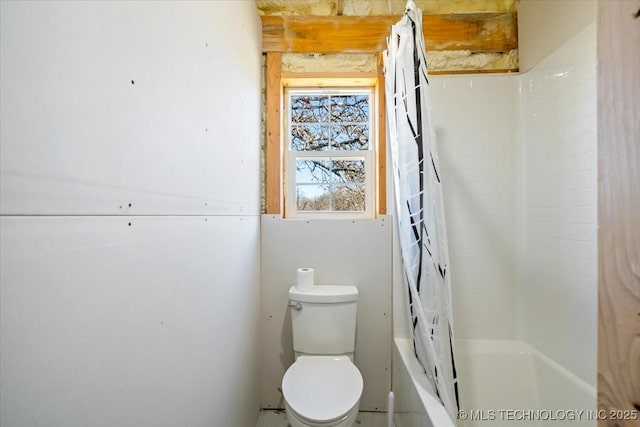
[455,340,597,427]
[393,339,596,427]
[393,338,455,427]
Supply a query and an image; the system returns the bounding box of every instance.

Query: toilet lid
[282,357,363,424]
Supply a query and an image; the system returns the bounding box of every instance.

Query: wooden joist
[265,52,282,214]
[261,12,517,54]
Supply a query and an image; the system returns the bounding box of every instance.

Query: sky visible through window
[289,92,370,212]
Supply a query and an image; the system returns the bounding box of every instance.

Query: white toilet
[282,285,363,427]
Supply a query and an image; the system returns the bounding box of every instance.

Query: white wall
[0,2,263,426]
[518,12,598,385]
[261,216,392,411]
[518,0,597,73]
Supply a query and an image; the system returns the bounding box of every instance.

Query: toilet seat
[282,356,363,424]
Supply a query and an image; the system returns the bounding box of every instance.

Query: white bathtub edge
[454,338,596,419]
[394,338,456,427]
[528,344,597,399]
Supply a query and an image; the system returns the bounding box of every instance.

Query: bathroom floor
[255,410,391,427]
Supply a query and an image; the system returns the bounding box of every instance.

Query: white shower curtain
[384,1,459,420]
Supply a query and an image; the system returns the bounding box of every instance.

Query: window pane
[331,124,369,150]
[331,159,365,184]
[285,88,374,218]
[330,94,369,122]
[291,95,329,123]
[296,159,331,184]
[332,185,366,212]
[291,124,330,151]
[296,185,330,211]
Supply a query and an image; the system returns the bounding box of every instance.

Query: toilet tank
[289,285,358,356]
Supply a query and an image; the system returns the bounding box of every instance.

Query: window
[263,62,386,217]
[284,87,376,219]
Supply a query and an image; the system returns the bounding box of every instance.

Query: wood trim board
[597,0,640,420]
[261,13,517,54]
[265,52,282,214]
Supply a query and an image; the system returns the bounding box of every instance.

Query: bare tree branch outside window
[290,93,370,212]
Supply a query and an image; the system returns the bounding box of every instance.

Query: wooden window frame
[284,85,375,219]
[265,53,386,216]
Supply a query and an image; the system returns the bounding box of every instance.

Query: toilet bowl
[285,285,362,427]
[282,356,363,427]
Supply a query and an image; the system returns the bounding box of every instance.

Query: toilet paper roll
[296,268,314,290]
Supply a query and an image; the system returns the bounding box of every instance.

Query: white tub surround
[456,339,596,427]
[518,20,597,387]
[392,0,597,420]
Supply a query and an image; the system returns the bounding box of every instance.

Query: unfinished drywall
[260,215,392,411]
[0,2,263,426]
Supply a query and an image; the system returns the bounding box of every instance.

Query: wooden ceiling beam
[261,12,517,54]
